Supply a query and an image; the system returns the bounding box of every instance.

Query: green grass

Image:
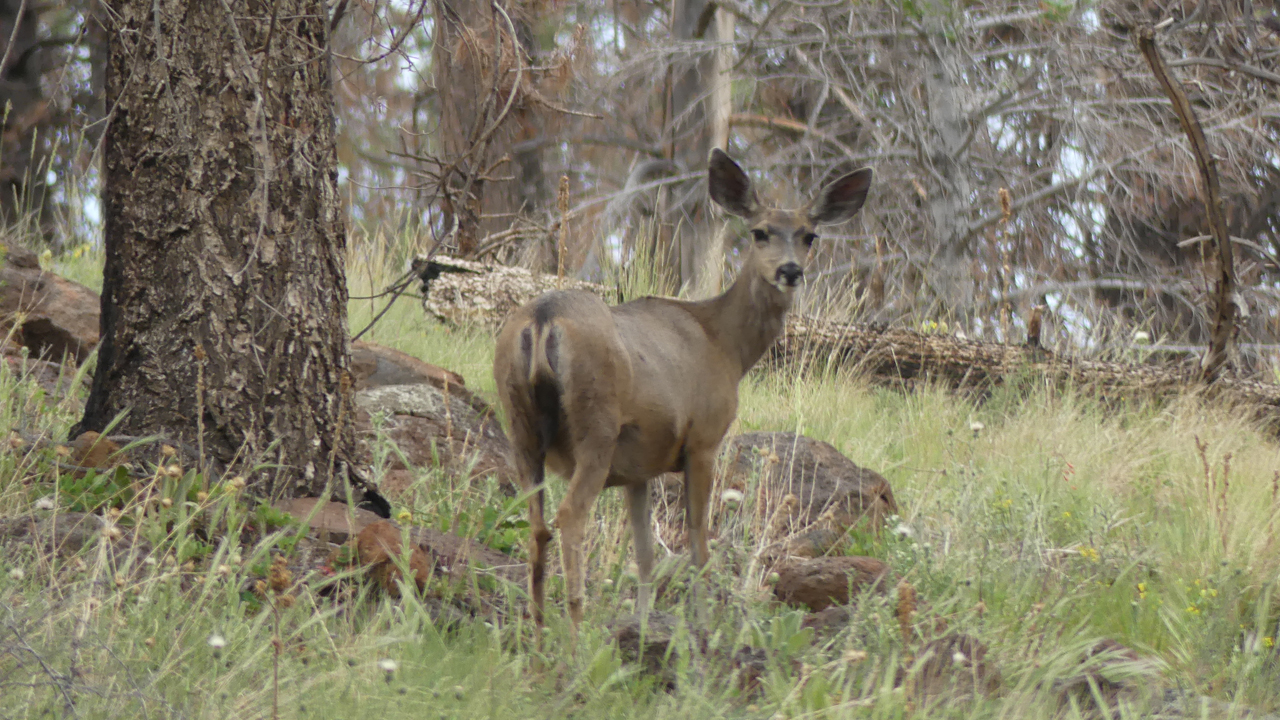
[3,242,1280,718]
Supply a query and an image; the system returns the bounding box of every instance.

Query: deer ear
[707,148,759,218]
[808,167,873,225]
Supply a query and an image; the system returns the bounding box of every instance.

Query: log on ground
[414,256,1280,431]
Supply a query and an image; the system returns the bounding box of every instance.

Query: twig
[556,175,569,288]
[350,269,417,342]
[194,345,207,482]
[6,624,79,716]
[1136,27,1236,383]
[333,0,428,65]
[0,0,29,82]
[1169,56,1280,86]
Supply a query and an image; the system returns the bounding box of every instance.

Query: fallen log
[776,316,1280,427]
[414,256,1280,431]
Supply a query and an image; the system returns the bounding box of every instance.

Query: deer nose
[776,262,803,286]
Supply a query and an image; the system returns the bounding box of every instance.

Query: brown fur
[493,149,873,626]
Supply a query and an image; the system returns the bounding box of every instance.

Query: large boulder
[350,340,464,391]
[355,382,515,493]
[408,526,525,585]
[274,497,382,544]
[415,255,610,330]
[0,244,100,363]
[773,555,891,612]
[721,432,898,535]
[354,520,523,618]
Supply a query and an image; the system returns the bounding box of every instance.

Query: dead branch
[775,316,1280,433]
[1136,27,1237,383]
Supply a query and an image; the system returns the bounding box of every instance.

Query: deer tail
[526,321,559,387]
[522,319,562,455]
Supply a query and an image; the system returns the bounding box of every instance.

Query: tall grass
[2,235,1280,718]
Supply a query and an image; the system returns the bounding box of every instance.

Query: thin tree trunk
[697,7,734,298]
[0,0,51,241]
[669,0,714,292]
[75,0,354,499]
[921,21,973,316]
[432,0,549,258]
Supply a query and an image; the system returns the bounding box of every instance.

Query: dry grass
[1,240,1279,719]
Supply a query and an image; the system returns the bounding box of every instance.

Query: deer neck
[700,266,792,376]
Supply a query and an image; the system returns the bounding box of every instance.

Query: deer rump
[502,289,738,490]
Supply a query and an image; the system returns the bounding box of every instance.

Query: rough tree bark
[75,0,355,500]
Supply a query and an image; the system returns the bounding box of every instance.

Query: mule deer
[493,149,873,626]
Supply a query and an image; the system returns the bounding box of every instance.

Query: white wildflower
[721,488,744,506]
[34,496,56,511]
[8,567,24,581]
[952,650,967,666]
[378,658,398,673]
[207,633,227,650]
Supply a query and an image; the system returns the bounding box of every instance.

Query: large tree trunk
[75,0,354,500]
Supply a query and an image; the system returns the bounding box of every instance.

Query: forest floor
[1,245,1279,719]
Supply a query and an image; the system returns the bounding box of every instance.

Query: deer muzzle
[776,262,804,287]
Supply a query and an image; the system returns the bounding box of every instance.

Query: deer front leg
[626,481,654,617]
[684,451,715,568]
[684,450,716,626]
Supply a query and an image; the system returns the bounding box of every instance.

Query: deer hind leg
[626,481,654,617]
[526,476,553,627]
[504,415,553,626]
[684,450,716,626]
[554,426,616,627]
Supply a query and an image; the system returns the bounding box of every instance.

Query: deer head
[708,148,873,292]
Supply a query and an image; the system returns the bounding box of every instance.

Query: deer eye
[751,229,769,244]
[801,233,818,247]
